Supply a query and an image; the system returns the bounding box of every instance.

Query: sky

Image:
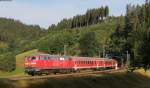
[0,0,145,28]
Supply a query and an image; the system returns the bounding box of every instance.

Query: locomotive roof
[27,54,115,61]
[70,57,114,61]
[30,54,62,57]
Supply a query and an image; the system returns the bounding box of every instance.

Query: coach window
[48,56,51,60]
[41,56,47,60]
[44,56,48,60]
[91,61,93,64]
[46,56,49,60]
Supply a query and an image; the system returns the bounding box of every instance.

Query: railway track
[9,69,124,81]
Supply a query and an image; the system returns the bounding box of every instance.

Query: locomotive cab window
[40,56,49,60]
[31,56,36,60]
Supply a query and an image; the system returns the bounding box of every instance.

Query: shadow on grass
[27,72,150,88]
[0,79,15,88]
[1,72,150,88]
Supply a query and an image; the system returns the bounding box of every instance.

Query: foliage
[138,30,150,70]
[38,19,117,56]
[0,52,16,72]
[108,0,150,70]
[79,31,99,57]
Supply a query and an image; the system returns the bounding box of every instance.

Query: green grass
[0,49,38,78]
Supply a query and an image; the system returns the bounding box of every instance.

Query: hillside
[0,18,46,53]
[0,18,47,72]
[36,17,121,56]
[0,17,121,77]
[0,6,124,72]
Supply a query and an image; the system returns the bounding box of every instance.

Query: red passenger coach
[71,57,118,70]
[24,54,118,76]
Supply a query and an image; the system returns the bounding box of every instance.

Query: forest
[0,0,150,72]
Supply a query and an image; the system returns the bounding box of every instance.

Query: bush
[0,52,16,72]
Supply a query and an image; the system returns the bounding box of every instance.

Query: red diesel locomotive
[24,54,118,76]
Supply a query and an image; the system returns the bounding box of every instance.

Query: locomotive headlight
[25,63,29,65]
[31,62,36,65]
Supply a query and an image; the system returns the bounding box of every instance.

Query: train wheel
[31,73,35,76]
[77,69,80,73]
[74,69,80,73]
[37,73,42,76]
[28,72,35,76]
[54,72,57,74]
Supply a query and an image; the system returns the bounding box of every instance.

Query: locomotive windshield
[26,56,37,61]
[31,56,36,60]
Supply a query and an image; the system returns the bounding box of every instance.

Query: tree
[79,31,99,57]
[104,6,109,17]
[139,30,150,71]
